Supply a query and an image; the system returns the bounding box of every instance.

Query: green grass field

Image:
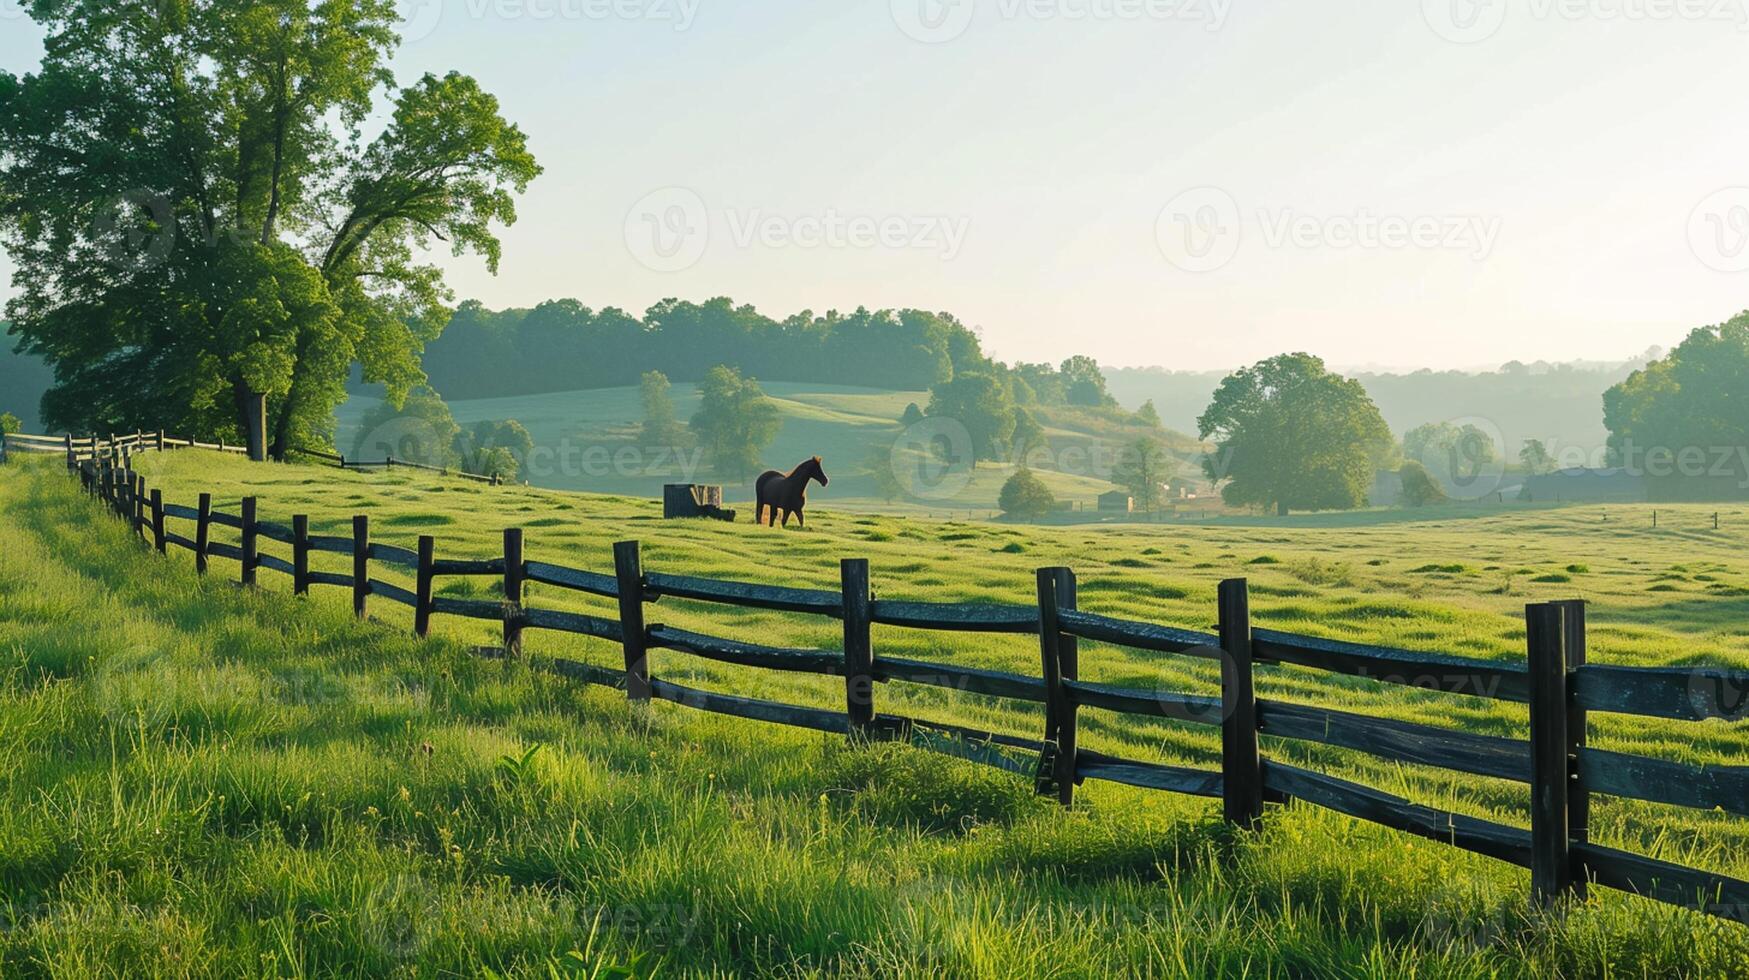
[335,383,1167,516]
[3,450,1747,976]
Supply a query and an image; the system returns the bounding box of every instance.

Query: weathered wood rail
[18,436,1749,929]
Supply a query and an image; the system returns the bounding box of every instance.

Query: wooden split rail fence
[13,433,1749,927]
[288,445,504,485]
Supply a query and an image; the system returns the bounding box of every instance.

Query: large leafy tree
[1604,312,1749,487]
[689,365,781,483]
[1198,353,1393,515]
[0,0,540,457]
[926,371,1015,462]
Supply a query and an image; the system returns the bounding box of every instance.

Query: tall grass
[1,454,1745,977]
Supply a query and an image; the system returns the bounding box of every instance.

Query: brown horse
[755,456,828,528]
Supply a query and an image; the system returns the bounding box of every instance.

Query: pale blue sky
[3,0,1748,370]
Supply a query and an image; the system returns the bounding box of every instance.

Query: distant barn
[1098,490,1133,513]
[1521,468,1647,503]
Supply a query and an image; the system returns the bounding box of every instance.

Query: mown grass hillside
[2,451,1747,977]
[335,382,1199,515]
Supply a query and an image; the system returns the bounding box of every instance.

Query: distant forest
[1106,356,1660,457]
[422,298,994,399]
[5,302,1659,463]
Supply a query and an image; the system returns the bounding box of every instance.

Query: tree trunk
[232,381,268,462]
[1276,501,1289,517]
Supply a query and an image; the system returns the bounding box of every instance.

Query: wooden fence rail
[20,436,1749,930]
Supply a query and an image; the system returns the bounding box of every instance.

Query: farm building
[1098,490,1133,513]
[1520,468,1647,503]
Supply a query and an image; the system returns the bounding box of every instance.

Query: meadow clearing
[1,449,1747,977]
[335,382,1190,515]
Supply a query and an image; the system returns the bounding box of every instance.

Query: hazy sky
[3,0,1748,370]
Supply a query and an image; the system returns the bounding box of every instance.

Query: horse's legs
[796,509,805,529]
[767,506,778,528]
[781,509,791,528]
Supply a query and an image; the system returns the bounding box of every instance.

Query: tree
[1404,422,1498,484]
[1135,399,1163,428]
[926,372,1015,462]
[689,365,780,483]
[1111,437,1173,514]
[1060,355,1116,407]
[640,370,683,446]
[900,402,926,427]
[1520,439,1553,475]
[1198,353,1393,515]
[865,441,903,502]
[454,418,531,480]
[999,468,1056,520]
[0,412,18,436]
[1009,407,1047,465]
[1399,461,1447,507]
[352,386,459,469]
[1605,312,1749,489]
[0,1,540,459]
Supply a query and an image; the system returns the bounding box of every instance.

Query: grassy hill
[2,451,1747,975]
[337,382,1202,517]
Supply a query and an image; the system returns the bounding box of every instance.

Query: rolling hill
[336,382,1205,516]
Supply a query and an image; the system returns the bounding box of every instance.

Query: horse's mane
[787,456,821,478]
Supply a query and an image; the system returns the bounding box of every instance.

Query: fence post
[292,515,311,596]
[150,489,166,553]
[64,433,74,471]
[353,515,370,619]
[133,474,147,538]
[1526,601,1572,910]
[613,540,652,702]
[841,558,874,737]
[1561,598,1589,900]
[1035,567,1079,806]
[194,493,212,575]
[241,497,259,587]
[414,536,435,638]
[503,528,525,656]
[1219,578,1263,829]
[156,430,165,452]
